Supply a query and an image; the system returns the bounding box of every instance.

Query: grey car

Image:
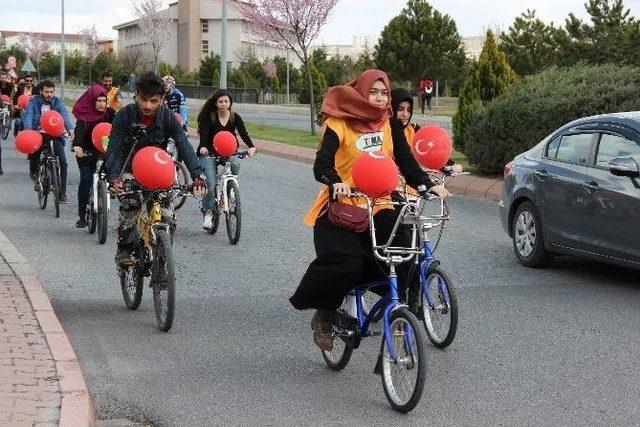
[500,111,640,270]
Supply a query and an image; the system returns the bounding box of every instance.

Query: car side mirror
[608,157,640,178]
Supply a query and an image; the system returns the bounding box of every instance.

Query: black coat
[104,103,202,181]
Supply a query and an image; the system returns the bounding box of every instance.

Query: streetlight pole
[286,49,290,104]
[220,0,228,89]
[60,0,66,99]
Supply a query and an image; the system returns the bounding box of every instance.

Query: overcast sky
[3,0,640,42]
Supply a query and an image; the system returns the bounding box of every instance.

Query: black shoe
[115,246,134,267]
[75,218,87,228]
[59,194,69,204]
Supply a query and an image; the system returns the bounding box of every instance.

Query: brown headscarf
[321,69,392,133]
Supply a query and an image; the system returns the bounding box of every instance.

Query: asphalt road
[0,134,639,426]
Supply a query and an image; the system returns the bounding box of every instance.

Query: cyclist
[101,72,123,112]
[0,71,13,97]
[13,75,35,136]
[162,75,188,131]
[105,72,206,267]
[0,94,5,175]
[196,89,256,230]
[23,80,74,203]
[71,84,115,228]
[391,88,463,174]
[289,69,449,351]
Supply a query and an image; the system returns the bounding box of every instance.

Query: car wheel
[511,201,552,268]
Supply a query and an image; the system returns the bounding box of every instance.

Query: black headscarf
[391,88,414,129]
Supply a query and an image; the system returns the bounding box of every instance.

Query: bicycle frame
[340,190,450,359]
[213,152,246,214]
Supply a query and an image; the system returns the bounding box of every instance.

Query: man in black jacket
[105,72,206,266]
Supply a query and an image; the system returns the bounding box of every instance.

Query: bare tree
[132,0,172,73]
[18,33,50,79]
[79,25,99,84]
[243,0,339,135]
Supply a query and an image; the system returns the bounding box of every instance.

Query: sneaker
[202,211,213,229]
[59,194,69,204]
[310,309,336,351]
[115,247,134,267]
[75,218,87,228]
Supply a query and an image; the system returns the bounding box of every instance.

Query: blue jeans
[198,156,240,211]
[77,164,96,218]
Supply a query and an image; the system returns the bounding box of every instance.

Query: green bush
[465,64,640,173]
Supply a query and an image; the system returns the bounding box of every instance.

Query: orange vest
[107,87,121,111]
[404,124,415,148]
[303,117,395,227]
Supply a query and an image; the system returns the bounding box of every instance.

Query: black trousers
[290,209,417,311]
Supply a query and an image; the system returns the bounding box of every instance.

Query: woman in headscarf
[289,70,449,351]
[71,84,115,228]
[391,88,463,174]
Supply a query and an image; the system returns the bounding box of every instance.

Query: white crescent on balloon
[49,116,62,127]
[154,151,170,164]
[414,139,431,156]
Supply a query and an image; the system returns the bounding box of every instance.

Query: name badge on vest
[355,132,383,152]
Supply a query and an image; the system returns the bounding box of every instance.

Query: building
[113,0,296,72]
[0,30,112,56]
[312,35,375,59]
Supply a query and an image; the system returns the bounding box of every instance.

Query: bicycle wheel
[120,264,143,310]
[380,307,427,413]
[86,183,97,234]
[97,181,108,244]
[49,161,60,218]
[151,229,175,332]
[207,187,221,235]
[225,180,241,244]
[37,163,48,210]
[173,161,190,211]
[1,117,9,140]
[420,266,458,348]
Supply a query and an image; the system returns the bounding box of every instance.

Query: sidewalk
[0,230,95,426]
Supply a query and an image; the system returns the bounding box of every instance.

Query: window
[595,133,640,167]
[552,133,593,165]
[202,40,209,55]
[546,136,561,158]
[201,19,208,33]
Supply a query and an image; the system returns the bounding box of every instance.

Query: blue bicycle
[321,189,433,413]
[399,176,459,349]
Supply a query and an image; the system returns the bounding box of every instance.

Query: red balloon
[40,110,65,137]
[212,131,237,157]
[91,122,112,153]
[412,126,452,170]
[15,130,43,155]
[174,112,183,125]
[17,94,30,109]
[1,95,10,104]
[131,147,175,190]
[352,151,399,197]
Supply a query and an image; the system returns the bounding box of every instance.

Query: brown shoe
[311,309,336,351]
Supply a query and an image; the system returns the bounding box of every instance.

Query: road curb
[188,128,503,202]
[0,230,97,427]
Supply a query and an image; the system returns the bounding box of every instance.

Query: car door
[580,129,640,262]
[535,131,597,249]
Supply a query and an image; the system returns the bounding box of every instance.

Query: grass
[65,99,476,173]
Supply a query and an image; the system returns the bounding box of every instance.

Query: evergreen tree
[557,0,640,66]
[500,9,559,76]
[374,0,467,92]
[453,30,517,151]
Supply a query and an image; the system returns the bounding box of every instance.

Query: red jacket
[419,78,434,94]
